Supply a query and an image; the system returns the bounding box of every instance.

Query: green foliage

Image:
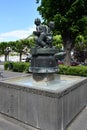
[15,40,24,52]
[59,65,87,77]
[28,38,35,47]
[0,42,8,55]
[0,37,35,62]
[0,37,35,54]
[4,62,10,70]
[36,0,87,65]
[7,41,16,50]
[37,0,87,42]
[53,35,63,50]
[75,35,85,51]
[74,35,87,62]
[84,36,87,46]
[5,62,87,77]
[4,62,30,73]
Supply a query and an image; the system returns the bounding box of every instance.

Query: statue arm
[33,31,40,36]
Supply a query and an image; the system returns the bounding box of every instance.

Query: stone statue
[33,18,54,48]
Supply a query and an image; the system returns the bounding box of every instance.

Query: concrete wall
[62,82,87,129]
[0,78,87,130]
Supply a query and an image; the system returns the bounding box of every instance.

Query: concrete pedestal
[0,74,87,130]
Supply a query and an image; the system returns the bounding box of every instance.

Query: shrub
[4,62,9,70]
[59,65,87,77]
[4,62,30,73]
[4,62,87,77]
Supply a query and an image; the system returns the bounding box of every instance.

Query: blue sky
[0,0,41,42]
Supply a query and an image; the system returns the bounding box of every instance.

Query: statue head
[34,18,41,26]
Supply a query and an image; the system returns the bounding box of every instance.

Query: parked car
[71,60,79,66]
[58,59,79,66]
[58,60,64,65]
[80,62,87,66]
[25,55,31,62]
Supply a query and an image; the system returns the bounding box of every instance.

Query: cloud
[0,25,35,42]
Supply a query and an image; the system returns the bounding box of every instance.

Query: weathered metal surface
[30,18,58,74]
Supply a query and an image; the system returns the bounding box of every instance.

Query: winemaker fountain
[0,19,87,130]
[29,18,58,81]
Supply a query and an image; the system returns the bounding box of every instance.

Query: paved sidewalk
[0,113,38,130]
[67,107,87,130]
[0,70,29,80]
[0,63,29,80]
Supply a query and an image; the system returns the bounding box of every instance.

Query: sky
[0,0,41,42]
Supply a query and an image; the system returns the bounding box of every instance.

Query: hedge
[59,65,87,77]
[4,62,87,77]
[4,62,30,73]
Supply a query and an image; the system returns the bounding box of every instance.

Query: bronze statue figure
[33,18,54,48]
[29,18,58,74]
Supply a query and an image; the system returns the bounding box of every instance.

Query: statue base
[29,47,58,73]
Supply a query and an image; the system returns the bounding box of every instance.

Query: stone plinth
[0,74,87,130]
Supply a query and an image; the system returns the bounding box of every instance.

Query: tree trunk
[5,54,8,62]
[19,52,22,62]
[63,40,72,66]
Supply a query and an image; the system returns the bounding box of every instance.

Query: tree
[0,42,8,54]
[0,42,9,61]
[14,39,35,61]
[24,38,35,48]
[7,41,16,50]
[15,40,25,61]
[36,0,87,65]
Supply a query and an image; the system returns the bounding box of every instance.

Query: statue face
[34,18,41,26]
